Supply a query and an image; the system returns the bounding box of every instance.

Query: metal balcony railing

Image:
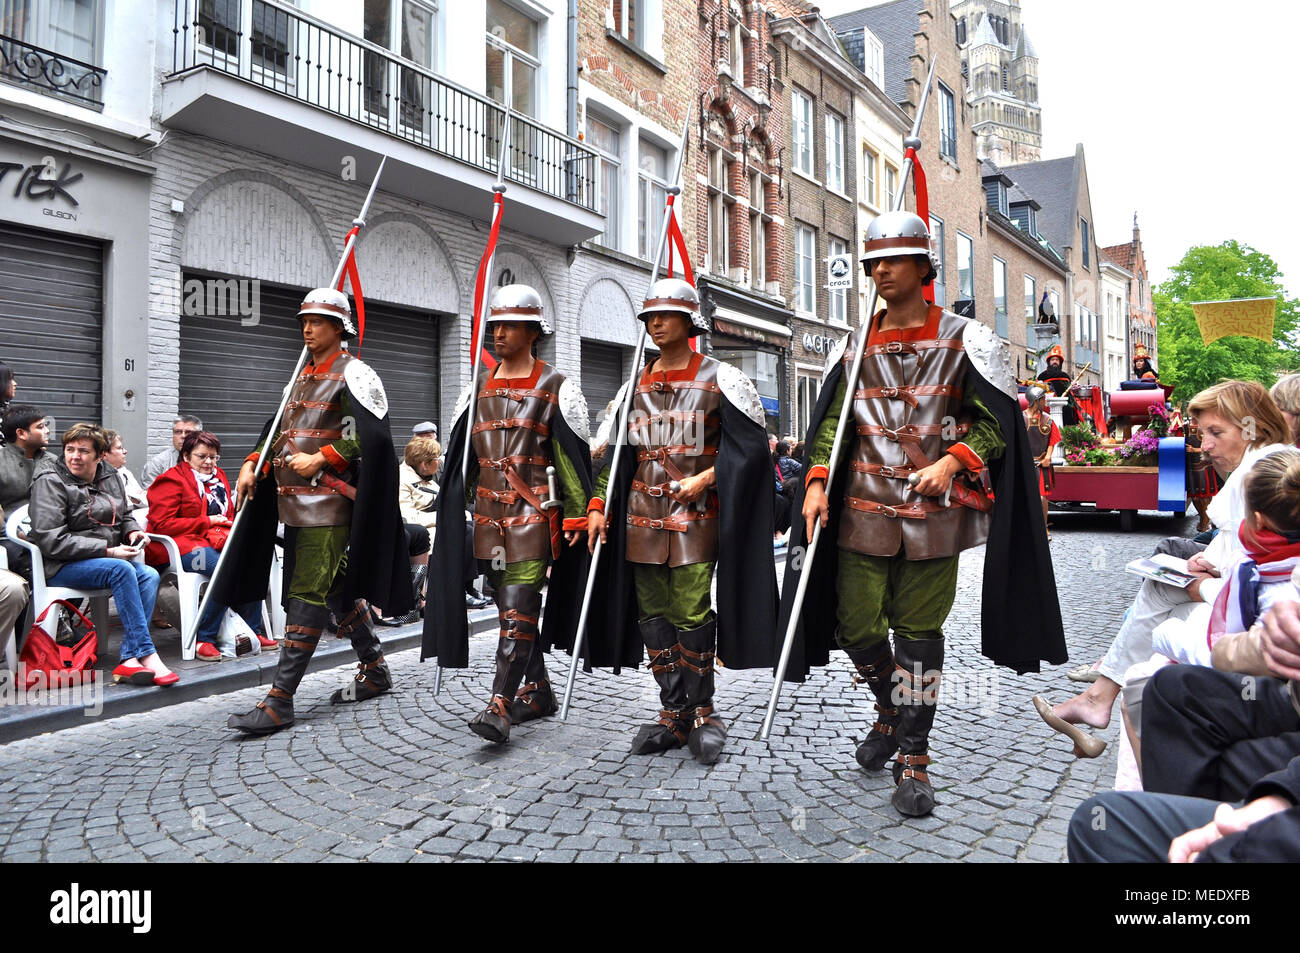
[169,0,597,211]
[0,34,105,108]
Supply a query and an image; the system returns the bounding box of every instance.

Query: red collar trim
[486,359,543,390]
[867,304,943,346]
[306,350,344,374]
[642,351,704,384]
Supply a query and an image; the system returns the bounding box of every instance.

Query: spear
[759,59,939,741]
[434,110,513,695]
[559,105,693,719]
[199,157,388,640]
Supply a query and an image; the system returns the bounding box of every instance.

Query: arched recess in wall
[180,171,334,286]
[487,246,558,364]
[578,276,638,347]
[352,213,460,314]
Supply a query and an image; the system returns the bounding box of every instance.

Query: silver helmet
[860,210,938,280]
[487,283,553,335]
[298,287,357,338]
[637,277,709,336]
[1025,383,1048,405]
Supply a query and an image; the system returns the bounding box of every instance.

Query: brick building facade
[1101,215,1158,374]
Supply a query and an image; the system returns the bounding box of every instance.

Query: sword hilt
[541,465,561,510]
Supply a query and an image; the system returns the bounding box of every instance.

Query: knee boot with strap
[509,632,557,724]
[328,597,392,705]
[228,599,327,735]
[469,584,542,744]
[846,640,900,771]
[630,616,689,755]
[890,638,945,817]
[678,619,727,765]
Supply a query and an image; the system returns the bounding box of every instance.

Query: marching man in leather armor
[780,212,1065,816]
[1024,383,1060,537]
[224,288,412,735]
[586,279,778,765]
[421,285,593,745]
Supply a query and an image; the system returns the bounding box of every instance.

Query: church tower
[952,0,1041,165]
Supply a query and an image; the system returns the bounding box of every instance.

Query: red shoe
[152,671,180,687]
[256,634,279,650]
[112,664,155,686]
[196,642,221,662]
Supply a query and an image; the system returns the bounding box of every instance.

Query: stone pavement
[0,510,1189,862]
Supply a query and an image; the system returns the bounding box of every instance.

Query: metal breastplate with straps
[471,363,565,564]
[273,350,357,528]
[626,355,724,568]
[839,311,993,560]
[1026,411,1052,458]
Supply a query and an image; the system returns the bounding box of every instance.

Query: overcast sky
[812,0,1300,293]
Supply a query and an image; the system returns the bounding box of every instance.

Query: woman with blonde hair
[1034,379,1292,757]
[1272,373,1300,445]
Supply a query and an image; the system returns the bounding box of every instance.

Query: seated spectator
[1,404,54,576]
[142,414,202,488]
[28,423,176,686]
[399,434,442,530]
[412,420,438,439]
[774,440,802,481]
[0,505,29,665]
[100,428,149,525]
[1274,373,1300,446]
[0,360,14,424]
[145,430,274,661]
[1069,599,1300,862]
[1033,381,1292,757]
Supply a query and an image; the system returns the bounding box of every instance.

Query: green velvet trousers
[633,561,716,630]
[834,548,959,651]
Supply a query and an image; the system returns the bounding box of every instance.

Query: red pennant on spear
[469,191,505,371]
[903,144,934,305]
[335,224,367,352]
[662,192,699,351]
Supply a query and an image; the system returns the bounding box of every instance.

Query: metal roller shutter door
[580,341,624,435]
[0,221,103,431]
[179,275,440,462]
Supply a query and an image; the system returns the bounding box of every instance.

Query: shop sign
[802,332,837,354]
[826,253,853,291]
[1,156,83,222]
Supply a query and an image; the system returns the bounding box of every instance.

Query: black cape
[776,333,1067,679]
[583,379,779,673]
[419,392,593,667]
[214,366,413,616]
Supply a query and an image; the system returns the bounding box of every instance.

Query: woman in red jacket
[146,431,275,661]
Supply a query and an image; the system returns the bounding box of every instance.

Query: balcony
[162,0,602,244]
[0,34,105,109]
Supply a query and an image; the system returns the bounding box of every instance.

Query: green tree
[1154,241,1300,403]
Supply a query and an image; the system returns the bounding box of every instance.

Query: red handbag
[16,600,99,690]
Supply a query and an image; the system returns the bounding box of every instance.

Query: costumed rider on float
[226,287,412,735]
[779,211,1066,815]
[1131,343,1158,382]
[1036,344,1079,426]
[585,278,778,766]
[420,284,593,745]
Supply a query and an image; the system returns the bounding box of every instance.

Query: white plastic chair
[0,542,16,672]
[141,532,204,661]
[4,504,113,655]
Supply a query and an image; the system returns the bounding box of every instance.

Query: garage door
[580,341,626,435]
[0,221,103,432]
[179,275,441,461]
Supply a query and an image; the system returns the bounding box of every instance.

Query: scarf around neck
[1207,522,1300,647]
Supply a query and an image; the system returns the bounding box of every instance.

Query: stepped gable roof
[1101,243,1135,271]
[829,0,923,104]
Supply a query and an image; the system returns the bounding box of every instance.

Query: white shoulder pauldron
[343,359,389,418]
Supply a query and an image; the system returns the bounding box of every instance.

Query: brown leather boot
[469,584,542,744]
[629,616,689,755]
[678,620,727,765]
[890,638,944,817]
[846,640,900,771]
[228,599,325,735]
[328,599,392,704]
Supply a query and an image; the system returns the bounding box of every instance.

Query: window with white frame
[929,215,946,306]
[1024,274,1036,322]
[367,1,440,124]
[614,0,645,46]
[956,231,973,300]
[1079,217,1091,269]
[730,17,746,85]
[795,225,815,314]
[4,0,103,67]
[864,29,884,89]
[825,112,844,193]
[862,146,877,207]
[884,164,897,209]
[829,237,848,324]
[707,147,730,275]
[792,89,813,176]
[796,368,820,440]
[1049,290,1061,327]
[587,113,622,250]
[938,81,957,160]
[486,0,539,117]
[750,170,766,289]
[993,257,1007,316]
[638,137,669,260]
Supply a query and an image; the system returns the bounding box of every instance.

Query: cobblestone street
[0,511,1190,862]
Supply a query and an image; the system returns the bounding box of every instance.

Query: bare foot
[1051,682,1119,729]
[139,652,174,679]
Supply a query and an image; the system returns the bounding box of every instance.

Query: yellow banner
[1190,297,1277,345]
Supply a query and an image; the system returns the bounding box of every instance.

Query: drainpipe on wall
[567,0,578,138]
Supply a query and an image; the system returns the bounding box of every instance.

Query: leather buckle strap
[863,339,965,358]
[471,417,551,437]
[335,602,371,636]
[854,384,961,408]
[278,485,344,496]
[638,379,721,395]
[474,512,550,529]
[636,445,719,461]
[502,608,540,627]
[656,708,688,743]
[298,370,346,382]
[844,496,944,519]
[267,686,293,700]
[691,705,720,730]
[285,399,341,411]
[281,428,343,440]
[501,626,537,643]
[515,680,549,711]
[855,423,971,440]
[646,645,679,674]
[477,484,549,505]
[895,665,940,704]
[479,386,558,405]
[358,655,386,672]
[628,410,716,430]
[254,701,284,724]
[896,753,932,767]
[631,479,674,498]
[850,461,918,480]
[478,455,550,470]
[282,638,318,651]
[678,644,715,676]
[627,510,718,532]
[284,624,323,637]
[900,768,930,784]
